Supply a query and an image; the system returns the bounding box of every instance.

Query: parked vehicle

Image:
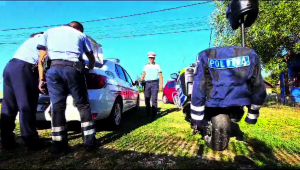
[162,80,177,104]
[35,36,140,130]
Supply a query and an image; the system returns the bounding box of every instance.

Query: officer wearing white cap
[1,32,50,151]
[37,21,97,155]
[140,52,163,121]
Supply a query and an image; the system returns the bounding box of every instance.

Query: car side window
[123,68,133,85]
[115,65,127,82]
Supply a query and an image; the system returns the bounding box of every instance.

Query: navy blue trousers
[1,59,39,146]
[144,81,159,116]
[46,65,95,147]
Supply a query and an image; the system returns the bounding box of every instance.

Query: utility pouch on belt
[42,55,52,73]
[74,58,85,73]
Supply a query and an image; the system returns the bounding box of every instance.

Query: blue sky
[0,1,266,94]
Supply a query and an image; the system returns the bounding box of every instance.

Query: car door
[167,81,176,101]
[122,68,137,108]
[115,64,131,112]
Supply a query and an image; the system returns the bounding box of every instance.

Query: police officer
[190,47,267,134]
[140,52,163,121]
[37,21,97,155]
[1,32,50,151]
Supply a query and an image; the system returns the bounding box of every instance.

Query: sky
[0,1,266,94]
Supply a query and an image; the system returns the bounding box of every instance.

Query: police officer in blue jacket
[191,47,267,132]
[1,32,50,151]
[140,52,163,121]
[37,21,97,155]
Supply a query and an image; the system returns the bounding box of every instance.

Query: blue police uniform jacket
[191,46,267,125]
[13,34,44,64]
[37,25,92,61]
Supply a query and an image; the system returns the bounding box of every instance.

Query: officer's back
[38,21,96,155]
[196,46,266,107]
[44,25,88,62]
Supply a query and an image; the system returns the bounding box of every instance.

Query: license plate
[37,104,48,112]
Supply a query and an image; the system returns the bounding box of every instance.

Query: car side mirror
[170,73,178,80]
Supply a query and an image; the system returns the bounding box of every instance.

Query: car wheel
[108,98,122,130]
[162,95,168,104]
[133,95,140,112]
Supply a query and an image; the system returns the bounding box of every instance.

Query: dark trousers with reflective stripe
[144,81,159,117]
[1,59,40,146]
[46,64,95,147]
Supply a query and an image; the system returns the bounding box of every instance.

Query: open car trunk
[37,35,103,114]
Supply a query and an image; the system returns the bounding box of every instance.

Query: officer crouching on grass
[140,52,163,121]
[1,32,50,151]
[37,21,97,155]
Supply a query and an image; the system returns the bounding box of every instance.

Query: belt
[51,59,75,67]
[146,79,159,83]
[11,58,37,72]
[11,58,36,66]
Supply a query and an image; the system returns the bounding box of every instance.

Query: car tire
[107,98,123,130]
[162,95,168,104]
[133,95,140,112]
[204,114,231,151]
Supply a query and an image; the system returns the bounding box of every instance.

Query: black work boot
[1,140,20,151]
[146,106,151,117]
[23,137,51,151]
[48,141,69,155]
[84,136,97,152]
[151,106,157,121]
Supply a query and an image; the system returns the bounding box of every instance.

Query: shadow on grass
[30,106,178,145]
[0,106,299,169]
[0,135,299,169]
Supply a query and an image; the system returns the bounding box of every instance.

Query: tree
[210,1,300,85]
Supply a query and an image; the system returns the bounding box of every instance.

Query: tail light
[85,73,108,89]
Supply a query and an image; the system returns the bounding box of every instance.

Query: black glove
[141,80,146,86]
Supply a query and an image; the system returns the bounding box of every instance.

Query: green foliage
[210,1,300,79]
[264,73,281,93]
[137,86,144,93]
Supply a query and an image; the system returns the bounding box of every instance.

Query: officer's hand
[38,80,47,94]
[88,63,94,69]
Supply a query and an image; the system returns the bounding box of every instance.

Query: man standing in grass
[140,52,163,121]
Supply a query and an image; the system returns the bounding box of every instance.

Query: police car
[36,36,140,129]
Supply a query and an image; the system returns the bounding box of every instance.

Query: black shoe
[151,114,157,121]
[1,141,20,151]
[48,145,69,155]
[26,140,51,151]
[84,137,98,152]
[84,144,97,152]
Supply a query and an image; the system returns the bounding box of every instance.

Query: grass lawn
[0,103,299,169]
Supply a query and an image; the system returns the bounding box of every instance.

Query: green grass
[0,103,299,169]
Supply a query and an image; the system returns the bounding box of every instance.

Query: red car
[162,80,177,104]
